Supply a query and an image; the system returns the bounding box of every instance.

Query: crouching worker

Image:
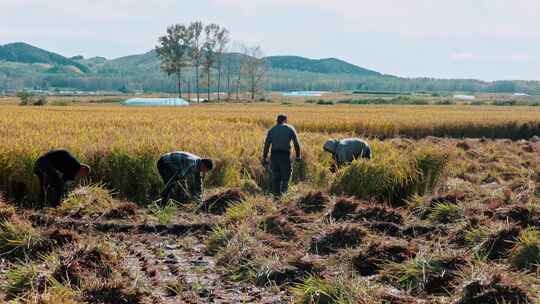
[323,138,372,169]
[34,149,91,208]
[157,151,213,207]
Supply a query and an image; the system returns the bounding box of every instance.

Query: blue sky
[1,0,539,80]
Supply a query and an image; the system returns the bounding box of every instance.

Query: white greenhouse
[122,98,190,106]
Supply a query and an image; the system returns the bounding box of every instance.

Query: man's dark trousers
[270,152,292,197]
[33,158,65,208]
[157,158,190,204]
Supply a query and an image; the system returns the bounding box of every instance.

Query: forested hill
[0,42,90,73]
[266,56,381,76]
[1,42,540,94]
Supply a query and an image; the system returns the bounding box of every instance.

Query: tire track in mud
[116,233,287,303]
[27,213,288,303]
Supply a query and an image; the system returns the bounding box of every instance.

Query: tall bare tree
[155,24,191,98]
[202,23,219,102]
[214,27,230,102]
[188,21,204,103]
[232,42,244,102]
[241,45,267,101]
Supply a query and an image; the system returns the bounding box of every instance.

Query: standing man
[157,151,213,207]
[323,138,372,169]
[33,149,91,208]
[262,114,301,197]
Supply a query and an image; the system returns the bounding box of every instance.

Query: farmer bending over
[262,114,302,197]
[34,149,91,208]
[323,138,372,169]
[157,151,213,207]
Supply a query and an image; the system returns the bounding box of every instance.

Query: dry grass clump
[2,240,143,303]
[352,241,416,276]
[205,226,234,255]
[291,273,376,304]
[495,204,540,227]
[355,205,404,224]
[0,200,16,221]
[0,217,44,259]
[383,254,468,295]
[449,218,490,247]
[509,227,540,270]
[240,178,263,195]
[256,262,319,287]
[212,223,272,282]
[428,202,463,223]
[329,197,360,221]
[224,199,258,223]
[83,282,146,304]
[309,224,367,255]
[2,261,40,299]
[51,243,121,287]
[331,145,448,206]
[104,202,138,219]
[259,214,296,240]
[0,215,79,261]
[479,225,522,260]
[296,191,330,213]
[42,228,80,248]
[58,184,116,217]
[430,191,466,206]
[200,188,246,214]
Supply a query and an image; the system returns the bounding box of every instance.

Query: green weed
[510,227,540,270]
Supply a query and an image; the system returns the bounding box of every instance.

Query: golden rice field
[1,102,540,303]
[1,103,539,205]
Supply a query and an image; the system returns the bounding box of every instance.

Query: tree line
[155,21,267,102]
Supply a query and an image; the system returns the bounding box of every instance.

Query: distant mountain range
[1,42,539,94]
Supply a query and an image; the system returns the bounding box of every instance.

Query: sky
[1,0,539,81]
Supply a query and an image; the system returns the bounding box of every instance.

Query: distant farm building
[282,91,326,97]
[453,94,476,100]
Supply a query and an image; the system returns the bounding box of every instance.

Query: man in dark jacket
[323,138,372,169]
[157,151,213,207]
[33,149,91,208]
[262,114,301,197]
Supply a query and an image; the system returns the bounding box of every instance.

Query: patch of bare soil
[355,205,404,224]
[43,228,80,247]
[52,245,119,286]
[256,255,324,287]
[259,214,296,240]
[105,202,138,219]
[84,283,146,304]
[296,191,330,213]
[309,224,367,255]
[423,256,468,294]
[430,191,466,206]
[122,234,288,303]
[480,225,521,260]
[495,205,539,227]
[401,224,439,239]
[367,222,402,237]
[329,197,359,221]
[375,289,420,304]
